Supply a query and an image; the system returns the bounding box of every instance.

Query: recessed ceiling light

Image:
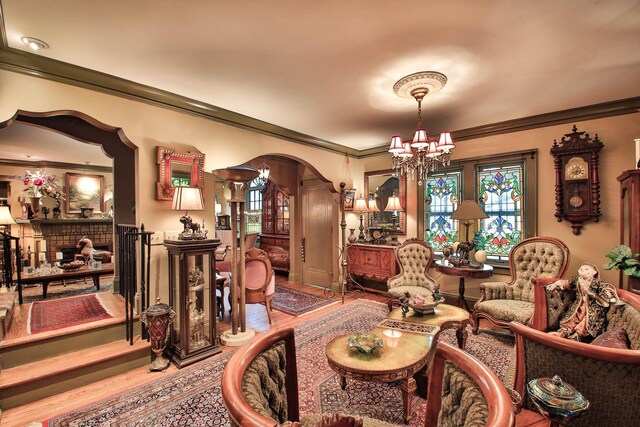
[20,36,49,51]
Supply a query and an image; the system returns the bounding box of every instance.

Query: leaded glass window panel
[424,172,461,251]
[475,164,523,257]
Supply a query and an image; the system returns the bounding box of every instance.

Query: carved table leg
[457,277,470,311]
[339,375,347,390]
[399,377,417,423]
[455,320,469,349]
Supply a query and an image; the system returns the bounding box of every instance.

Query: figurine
[399,291,411,318]
[547,262,624,342]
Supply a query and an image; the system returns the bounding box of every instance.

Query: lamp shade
[385,195,403,212]
[353,196,369,212]
[368,198,379,212]
[451,200,489,220]
[388,136,405,154]
[171,187,204,212]
[0,205,16,226]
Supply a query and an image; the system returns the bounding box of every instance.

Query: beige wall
[363,114,639,297]
[1,69,637,301]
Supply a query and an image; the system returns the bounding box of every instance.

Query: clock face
[565,158,588,180]
[371,229,383,239]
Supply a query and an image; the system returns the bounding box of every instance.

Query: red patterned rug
[271,285,339,316]
[45,300,513,426]
[29,294,113,335]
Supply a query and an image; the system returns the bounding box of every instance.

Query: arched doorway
[0,110,138,296]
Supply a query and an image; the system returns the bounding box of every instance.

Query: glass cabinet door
[185,253,212,352]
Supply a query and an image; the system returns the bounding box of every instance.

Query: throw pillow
[592,327,629,349]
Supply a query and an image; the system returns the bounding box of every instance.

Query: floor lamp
[212,166,259,347]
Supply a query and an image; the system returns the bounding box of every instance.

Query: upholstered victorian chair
[471,236,569,334]
[511,319,640,427]
[221,327,395,427]
[426,341,516,427]
[243,247,276,324]
[386,238,439,311]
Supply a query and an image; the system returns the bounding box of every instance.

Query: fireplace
[26,219,113,264]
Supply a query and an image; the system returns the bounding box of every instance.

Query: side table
[434,260,493,311]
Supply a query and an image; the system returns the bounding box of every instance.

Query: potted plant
[603,245,640,289]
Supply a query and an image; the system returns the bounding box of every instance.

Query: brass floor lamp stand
[324,182,363,303]
[213,166,259,347]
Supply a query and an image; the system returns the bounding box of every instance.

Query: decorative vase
[474,250,488,264]
[140,298,176,372]
[348,228,357,244]
[29,196,41,217]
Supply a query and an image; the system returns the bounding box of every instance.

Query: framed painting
[66,173,105,213]
[344,190,356,211]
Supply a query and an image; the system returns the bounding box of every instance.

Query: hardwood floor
[0,276,387,426]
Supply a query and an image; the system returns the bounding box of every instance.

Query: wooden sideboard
[347,243,397,294]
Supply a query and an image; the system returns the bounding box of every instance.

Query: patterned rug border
[271,284,339,316]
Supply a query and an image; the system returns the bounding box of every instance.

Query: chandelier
[257,158,270,184]
[388,71,455,186]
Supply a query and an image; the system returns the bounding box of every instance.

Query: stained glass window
[424,172,461,251]
[475,164,524,257]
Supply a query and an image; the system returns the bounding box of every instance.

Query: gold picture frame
[66,173,105,213]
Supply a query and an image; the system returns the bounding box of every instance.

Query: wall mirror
[156,146,205,200]
[364,169,406,235]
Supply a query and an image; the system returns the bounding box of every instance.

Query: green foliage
[603,245,640,278]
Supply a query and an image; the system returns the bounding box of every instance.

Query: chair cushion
[592,327,630,349]
[242,340,289,423]
[475,299,534,324]
[606,302,640,350]
[301,414,395,427]
[438,361,490,427]
[510,240,568,303]
[388,286,437,301]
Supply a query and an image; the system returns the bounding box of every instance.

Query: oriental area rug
[271,284,339,316]
[45,300,513,426]
[28,294,113,335]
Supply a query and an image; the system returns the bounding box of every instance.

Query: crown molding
[0,8,637,161]
[0,158,112,173]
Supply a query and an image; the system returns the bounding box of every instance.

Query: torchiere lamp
[451,200,488,262]
[212,166,259,347]
[353,195,369,243]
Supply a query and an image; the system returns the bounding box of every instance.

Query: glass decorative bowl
[409,297,445,316]
[59,261,84,270]
[347,333,383,355]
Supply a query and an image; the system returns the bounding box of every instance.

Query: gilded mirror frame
[156,146,205,200]
[364,169,406,235]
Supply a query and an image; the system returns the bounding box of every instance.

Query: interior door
[301,179,336,287]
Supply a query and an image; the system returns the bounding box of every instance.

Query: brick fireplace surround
[27,219,113,263]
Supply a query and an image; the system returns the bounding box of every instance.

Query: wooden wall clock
[550,125,604,235]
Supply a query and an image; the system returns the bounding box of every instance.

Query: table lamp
[171,187,206,240]
[353,195,369,243]
[0,205,16,233]
[368,195,379,227]
[451,200,488,262]
[385,194,403,245]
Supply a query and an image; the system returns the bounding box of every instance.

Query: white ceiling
[1,0,639,164]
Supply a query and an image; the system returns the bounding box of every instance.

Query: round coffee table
[325,329,430,423]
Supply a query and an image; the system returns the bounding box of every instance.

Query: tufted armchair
[511,319,640,427]
[221,327,395,427]
[471,236,569,334]
[387,238,439,311]
[426,341,516,427]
